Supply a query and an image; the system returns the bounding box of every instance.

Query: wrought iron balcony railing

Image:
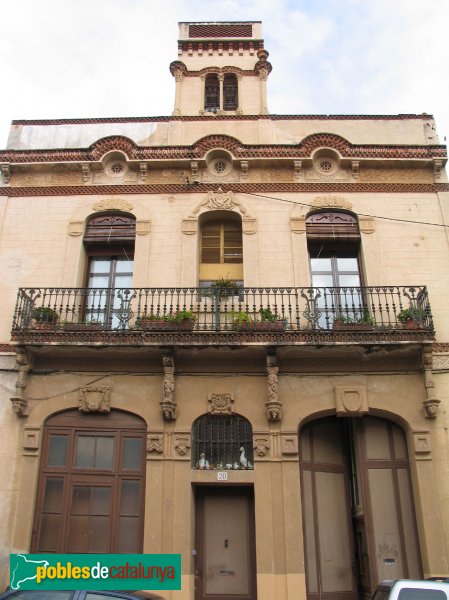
[11,285,434,344]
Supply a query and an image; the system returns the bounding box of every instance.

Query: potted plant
[209,277,243,300]
[333,311,375,330]
[135,313,177,330]
[231,311,254,330]
[257,308,286,331]
[174,310,197,331]
[397,307,427,329]
[31,306,59,329]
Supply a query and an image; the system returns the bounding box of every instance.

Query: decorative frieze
[310,195,352,210]
[189,189,250,217]
[208,393,234,414]
[79,385,112,413]
[432,353,449,371]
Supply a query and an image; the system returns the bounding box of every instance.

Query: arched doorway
[31,409,146,553]
[300,416,422,600]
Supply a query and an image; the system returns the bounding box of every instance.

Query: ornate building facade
[1,20,449,600]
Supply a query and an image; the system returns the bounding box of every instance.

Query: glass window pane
[47,435,68,467]
[95,437,114,469]
[338,274,361,288]
[336,257,359,271]
[89,516,111,551]
[89,259,112,274]
[38,514,61,551]
[88,275,110,288]
[68,515,89,552]
[75,437,95,468]
[117,516,141,552]
[43,478,64,512]
[122,438,143,470]
[312,274,333,288]
[91,487,111,515]
[120,480,141,515]
[71,486,90,514]
[115,259,134,273]
[114,274,133,288]
[311,258,332,271]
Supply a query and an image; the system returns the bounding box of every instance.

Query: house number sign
[217,471,228,481]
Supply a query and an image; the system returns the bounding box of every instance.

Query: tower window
[205,74,220,112]
[223,74,238,111]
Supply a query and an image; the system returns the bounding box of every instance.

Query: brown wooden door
[300,417,422,600]
[195,486,257,600]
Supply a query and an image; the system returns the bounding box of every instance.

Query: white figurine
[198,453,209,469]
[239,446,252,469]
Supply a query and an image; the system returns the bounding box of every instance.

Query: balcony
[11,285,434,347]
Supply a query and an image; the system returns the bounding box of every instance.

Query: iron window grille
[192,414,254,470]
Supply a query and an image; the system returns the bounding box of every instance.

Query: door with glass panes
[32,410,145,553]
[86,255,134,328]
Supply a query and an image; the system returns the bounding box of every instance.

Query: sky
[1,0,449,147]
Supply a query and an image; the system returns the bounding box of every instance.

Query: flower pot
[137,319,176,330]
[333,321,373,331]
[176,319,195,331]
[404,319,422,330]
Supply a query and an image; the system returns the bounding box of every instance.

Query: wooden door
[195,487,257,600]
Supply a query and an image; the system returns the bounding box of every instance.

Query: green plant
[259,308,282,322]
[397,307,427,324]
[135,313,176,327]
[231,311,253,327]
[31,306,59,322]
[335,311,375,326]
[209,277,242,298]
[174,310,196,323]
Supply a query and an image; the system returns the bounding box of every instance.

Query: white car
[372,579,449,600]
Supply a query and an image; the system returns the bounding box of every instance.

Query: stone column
[218,73,224,113]
[172,69,183,117]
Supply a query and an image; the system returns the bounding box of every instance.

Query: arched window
[205,74,220,112]
[306,211,363,327]
[32,409,146,553]
[83,213,135,327]
[200,214,243,286]
[192,414,253,470]
[223,74,238,111]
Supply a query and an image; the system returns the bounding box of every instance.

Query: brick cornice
[1,182,448,197]
[1,133,446,164]
[10,113,436,127]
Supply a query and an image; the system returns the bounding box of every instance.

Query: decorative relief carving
[434,160,443,180]
[359,217,375,234]
[139,162,148,181]
[432,354,449,371]
[310,196,352,210]
[246,167,293,183]
[266,351,282,423]
[242,219,257,235]
[306,165,349,182]
[290,216,306,234]
[189,189,250,218]
[23,426,40,451]
[182,219,197,235]
[335,386,368,416]
[253,434,270,457]
[79,385,112,413]
[147,433,164,454]
[208,393,234,414]
[136,220,151,236]
[81,164,91,182]
[412,430,432,460]
[293,160,302,180]
[10,348,30,417]
[281,434,298,456]
[240,161,248,180]
[422,347,440,419]
[68,220,84,236]
[92,198,134,213]
[11,172,83,187]
[174,434,191,456]
[160,352,176,421]
[1,164,11,184]
[351,161,360,179]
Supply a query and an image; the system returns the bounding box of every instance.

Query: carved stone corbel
[160,351,177,421]
[1,164,11,184]
[10,347,30,417]
[351,160,360,179]
[434,159,443,180]
[266,350,282,422]
[293,160,302,180]
[81,163,91,182]
[139,162,148,181]
[240,161,249,180]
[422,347,440,418]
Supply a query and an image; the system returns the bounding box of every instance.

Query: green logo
[10,554,181,591]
